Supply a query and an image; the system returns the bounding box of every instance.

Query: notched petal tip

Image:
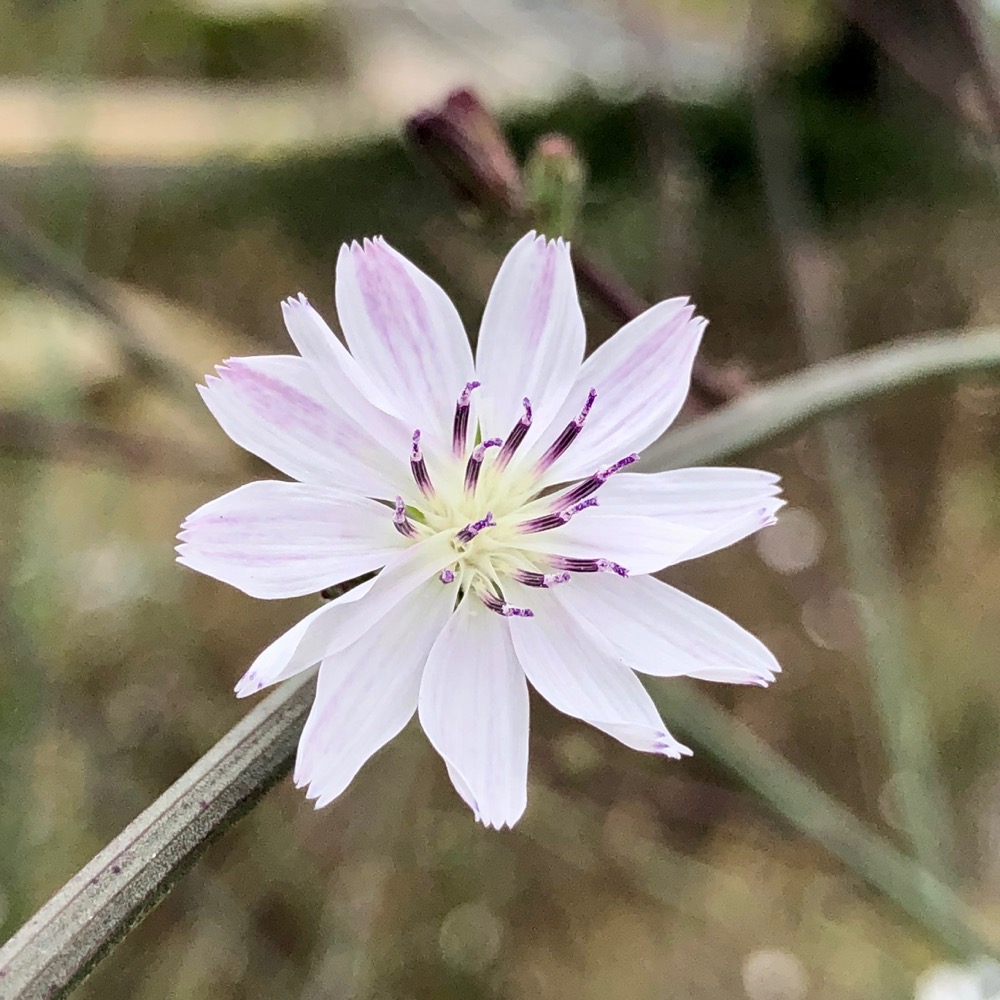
[654,734,693,759]
[233,671,264,699]
[480,813,522,831]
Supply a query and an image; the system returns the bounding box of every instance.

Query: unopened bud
[524,133,587,238]
[405,88,525,216]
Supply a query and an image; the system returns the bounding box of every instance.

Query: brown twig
[572,251,750,409]
[404,88,749,411]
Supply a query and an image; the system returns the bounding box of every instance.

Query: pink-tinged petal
[234,579,374,698]
[524,299,705,486]
[177,481,406,599]
[294,578,455,808]
[553,574,780,686]
[199,355,406,498]
[505,582,690,758]
[280,294,412,456]
[234,532,456,696]
[517,497,785,575]
[475,232,584,446]
[335,238,475,444]
[596,467,782,521]
[419,599,529,829]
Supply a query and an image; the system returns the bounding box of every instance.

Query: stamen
[519,497,597,534]
[555,453,639,508]
[535,388,597,473]
[549,556,630,578]
[456,511,496,544]
[496,397,533,470]
[439,568,456,584]
[393,496,418,538]
[513,570,571,588]
[410,430,434,496]
[481,591,534,618]
[452,380,481,456]
[464,437,503,492]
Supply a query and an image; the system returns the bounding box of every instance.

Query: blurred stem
[0,411,228,481]
[642,325,1000,470]
[0,670,316,1000]
[650,681,989,958]
[5,330,1000,996]
[0,204,198,406]
[749,14,955,887]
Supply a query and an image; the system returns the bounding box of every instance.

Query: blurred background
[3,0,1000,997]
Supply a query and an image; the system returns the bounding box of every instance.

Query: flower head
[177,232,783,829]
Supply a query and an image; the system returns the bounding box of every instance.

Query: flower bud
[405,88,525,216]
[523,133,587,237]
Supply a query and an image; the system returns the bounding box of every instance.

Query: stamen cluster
[395,381,636,618]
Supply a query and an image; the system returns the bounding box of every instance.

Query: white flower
[177,232,783,829]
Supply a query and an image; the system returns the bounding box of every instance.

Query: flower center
[392,383,636,617]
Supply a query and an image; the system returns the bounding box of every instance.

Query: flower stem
[643,326,1000,471]
[0,670,316,1000]
[650,681,993,960]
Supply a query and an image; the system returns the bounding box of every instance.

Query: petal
[234,578,374,697]
[553,573,780,686]
[475,233,585,446]
[177,481,406,599]
[335,237,475,443]
[419,599,529,829]
[677,498,785,563]
[445,762,480,819]
[281,294,412,455]
[234,532,456,696]
[294,578,455,808]
[199,355,405,497]
[517,497,785,575]
[505,583,690,758]
[596,467,782,521]
[523,299,705,485]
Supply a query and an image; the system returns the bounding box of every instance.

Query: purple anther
[535,387,598,473]
[496,397,534,470]
[456,511,495,544]
[452,380,481,456]
[513,569,572,588]
[410,429,434,496]
[555,452,640,508]
[439,568,456,584]
[393,496,418,538]
[481,591,534,618]
[549,556,630,577]
[464,437,503,492]
[518,496,598,534]
[596,558,629,578]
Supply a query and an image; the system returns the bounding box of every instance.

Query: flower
[177,232,783,829]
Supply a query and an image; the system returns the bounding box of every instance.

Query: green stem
[0,671,315,1000]
[643,327,1000,471]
